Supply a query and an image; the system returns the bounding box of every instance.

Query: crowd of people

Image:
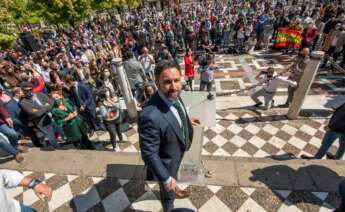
[0,0,343,164]
[1,0,345,212]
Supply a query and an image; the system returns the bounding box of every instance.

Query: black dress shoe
[301,154,315,159]
[278,103,289,108]
[326,152,336,160]
[89,130,95,137]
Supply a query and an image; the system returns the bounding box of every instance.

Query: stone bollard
[112,58,138,119]
[287,51,325,119]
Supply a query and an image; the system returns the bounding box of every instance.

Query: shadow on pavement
[70,164,159,212]
[250,164,343,209]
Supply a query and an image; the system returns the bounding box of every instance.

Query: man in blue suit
[66,75,98,137]
[139,60,200,212]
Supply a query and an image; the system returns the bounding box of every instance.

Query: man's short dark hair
[154,59,181,79]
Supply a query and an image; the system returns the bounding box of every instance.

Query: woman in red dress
[184,48,195,91]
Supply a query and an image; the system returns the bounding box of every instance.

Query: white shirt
[259,74,297,93]
[158,91,186,127]
[0,170,24,212]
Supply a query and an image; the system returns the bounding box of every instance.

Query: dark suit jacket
[138,92,193,183]
[20,93,54,129]
[68,82,96,114]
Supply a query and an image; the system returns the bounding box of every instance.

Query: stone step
[215,94,345,111]
[1,148,344,192]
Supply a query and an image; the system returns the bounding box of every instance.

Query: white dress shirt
[0,170,24,212]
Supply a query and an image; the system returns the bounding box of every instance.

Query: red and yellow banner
[275,27,303,49]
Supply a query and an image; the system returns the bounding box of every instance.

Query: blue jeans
[0,124,19,148]
[315,131,345,159]
[0,133,17,156]
[21,203,35,212]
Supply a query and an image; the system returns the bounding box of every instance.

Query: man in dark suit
[139,60,200,212]
[65,75,98,135]
[19,81,60,149]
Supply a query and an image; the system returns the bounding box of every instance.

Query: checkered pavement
[6,171,341,212]
[202,110,332,159]
[84,109,334,161]
[180,53,345,96]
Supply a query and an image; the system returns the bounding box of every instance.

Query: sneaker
[278,103,289,108]
[15,154,25,163]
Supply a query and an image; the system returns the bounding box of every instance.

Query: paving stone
[251,187,284,212]
[186,186,214,209]
[45,174,69,191]
[69,176,94,196]
[216,186,248,211]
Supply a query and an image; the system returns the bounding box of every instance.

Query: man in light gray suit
[123,51,147,96]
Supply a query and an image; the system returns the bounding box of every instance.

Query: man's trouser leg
[338,180,345,211]
[263,92,275,109]
[251,88,265,104]
[0,124,19,148]
[335,133,345,159]
[159,182,176,212]
[40,124,60,148]
[314,131,339,159]
[0,133,17,156]
[285,85,296,105]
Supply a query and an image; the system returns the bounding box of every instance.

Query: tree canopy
[0,0,141,48]
[32,0,92,25]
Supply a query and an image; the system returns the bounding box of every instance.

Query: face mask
[55,98,63,105]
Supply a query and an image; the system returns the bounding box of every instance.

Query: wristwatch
[28,179,42,189]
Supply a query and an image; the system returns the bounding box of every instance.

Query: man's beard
[166,90,181,101]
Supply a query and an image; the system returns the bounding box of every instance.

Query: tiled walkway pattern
[181,54,345,96]
[6,171,341,212]
[83,110,335,160]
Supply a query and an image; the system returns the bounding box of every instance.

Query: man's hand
[175,185,190,199]
[164,177,177,192]
[5,118,13,128]
[34,183,52,201]
[191,117,201,126]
